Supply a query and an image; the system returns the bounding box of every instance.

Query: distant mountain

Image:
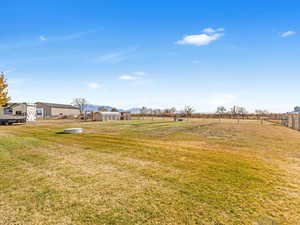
[84,104,111,112]
[126,108,141,113]
[83,104,143,113]
[84,104,125,112]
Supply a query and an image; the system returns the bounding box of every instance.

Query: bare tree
[216,106,226,122]
[255,109,269,124]
[230,105,248,122]
[230,105,248,115]
[162,108,176,120]
[216,106,227,114]
[230,105,239,122]
[230,105,239,115]
[98,106,108,112]
[72,98,88,113]
[153,109,161,119]
[184,105,194,120]
[163,108,171,116]
[148,108,154,120]
[163,108,170,115]
[140,106,148,120]
[255,109,269,115]
[170,107,176,115]
[238,107,248,115]
[169,107,177,121]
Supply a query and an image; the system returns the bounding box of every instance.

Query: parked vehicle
[0,103,36,125]
[0,115,26,125]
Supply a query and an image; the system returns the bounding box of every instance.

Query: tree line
[0,72,272,117]
[71,98,272,118]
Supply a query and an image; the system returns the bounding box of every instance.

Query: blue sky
[1,0,299,112]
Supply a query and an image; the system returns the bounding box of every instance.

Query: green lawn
[0,119,299,225]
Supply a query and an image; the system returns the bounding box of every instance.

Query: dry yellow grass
[0,119,299,225]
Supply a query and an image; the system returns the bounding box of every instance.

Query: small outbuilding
[93,112,121,121]
[36,102,80,118]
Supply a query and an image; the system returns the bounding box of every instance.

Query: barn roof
[36,102,79,109]
[96,112,121,115]
[4,103,36,108]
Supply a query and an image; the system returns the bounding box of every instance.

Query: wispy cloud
[203,27,224,33]
[133,71,145,76]
[59,29,101,41]
[119,75,137,80]
[88,82,101,89]
[39,35,47,41]
[192,60,201,64]
[176,27,224,46]
[93,47,137,64]
[119,71,146,81]
[281,30,296,37]
[0,29,101,50]
[44,29,101,42]
[0,65,16,74]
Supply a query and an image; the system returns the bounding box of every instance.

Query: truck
[0,115,27,125]
[0,103,36,125]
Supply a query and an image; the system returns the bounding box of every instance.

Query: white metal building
[35,102,80,118]
[93,112,121,121]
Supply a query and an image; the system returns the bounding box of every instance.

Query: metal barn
[93,112,121,121]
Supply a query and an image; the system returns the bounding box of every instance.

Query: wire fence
[131,113,288,125]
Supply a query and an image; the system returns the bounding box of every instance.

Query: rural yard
[0,119,300,225]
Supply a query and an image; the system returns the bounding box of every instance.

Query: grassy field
[0,119,299,225]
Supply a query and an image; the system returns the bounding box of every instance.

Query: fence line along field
[0,119,300,225]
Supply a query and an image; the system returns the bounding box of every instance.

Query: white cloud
[0,29,101,50]
[176,28,224,46]
[281,31,296,37]
[203,27,215,33]
[119,71,146,81]
[93,47,137,64]
[96,52,125,64]
[208,94,236,106]
[192,60,201,64]
[41,29,101,42]
[61,29,101,40]
[119,75,137,81]
[88,82,101,89]
[39,35,47,41]
[203,27,224,33]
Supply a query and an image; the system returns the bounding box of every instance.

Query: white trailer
[0,103,36,125]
